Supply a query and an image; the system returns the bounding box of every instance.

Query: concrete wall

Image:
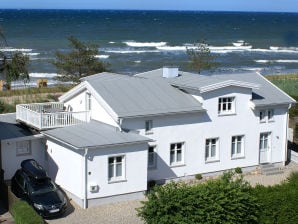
[120,86,289,181]
[1,137,45,180]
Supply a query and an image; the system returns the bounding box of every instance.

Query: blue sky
[1,0,298,12]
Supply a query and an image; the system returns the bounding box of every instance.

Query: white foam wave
[109,41,116,44]
[105,50,160,54]
[134,60,141,63]
[124,41,167,47]
[0,48,33,52]
[255,59,298,63]
[95,55,110,59]
[29,73,59,78]
[24,53,40,56]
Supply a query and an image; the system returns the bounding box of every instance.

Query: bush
[138,171,259,224]
[252,171,298,224]
[148,180,156,189]
[195,173,202,180]
[235,167,242,174]
[12,201,43,224]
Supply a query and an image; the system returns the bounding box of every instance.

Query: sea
[1,9,298,87]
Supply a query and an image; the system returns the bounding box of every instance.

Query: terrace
[16,102,91,130]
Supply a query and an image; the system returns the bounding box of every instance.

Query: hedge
[12,201,44,224]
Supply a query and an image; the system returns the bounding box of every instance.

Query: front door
[259,132,271,164]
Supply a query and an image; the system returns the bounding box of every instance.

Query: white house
[2,67,295,208]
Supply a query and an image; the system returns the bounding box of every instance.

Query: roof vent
[162,67,179,78]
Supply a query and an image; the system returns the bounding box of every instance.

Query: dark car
[11,159,67,218]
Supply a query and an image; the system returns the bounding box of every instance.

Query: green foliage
[53,36,109,83]
[252,172,298,224]
[187,41,218,74]
[0,100,15,113]
[12,201,44,224]
[289,95,298,118]
[269,79,298,99]
[138,171,259,224]
[195,173,202,180]
[235,167,242,174]
[148,180,156,189]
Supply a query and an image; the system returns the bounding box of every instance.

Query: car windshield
[30,178,57,195]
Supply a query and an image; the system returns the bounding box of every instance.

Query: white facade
[45,139,148,207]
[1,136,45,180]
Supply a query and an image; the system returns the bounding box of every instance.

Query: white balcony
[16,102,91,130]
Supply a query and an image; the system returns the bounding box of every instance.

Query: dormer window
[218,97,235,115]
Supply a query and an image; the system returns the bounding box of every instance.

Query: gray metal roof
[83,73,204,118]
[42,120,151,149]
[0,113,34,140]
[136,69,295,107]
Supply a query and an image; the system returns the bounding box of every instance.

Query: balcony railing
[16,102,90,130]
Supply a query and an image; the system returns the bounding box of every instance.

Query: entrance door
[259,133,271,164]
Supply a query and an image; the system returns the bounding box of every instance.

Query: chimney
[162,66,179,78]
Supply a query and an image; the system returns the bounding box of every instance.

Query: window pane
[211,145,216,157]
[177,150,182,162]
[116,163,122,177]
[264,138,268,149]
[116,156,122,163]
[170,150,175,163]
[108,164,114,179]
[232,142,236,155]
[108,157,114,164]
[237,141,242,153]
[177,143,182,149]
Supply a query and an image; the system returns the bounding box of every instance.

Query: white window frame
[205,138,219,162]
[268,109,274,122]
[145,120,153,134]
[231,135,245,159]
[16,140,31,156]
[148,145,157,169]
[108,155,125,182]
[218,97,235,115]
[170,142,184,166]
[259,133,271,151]
[86,92,92,111]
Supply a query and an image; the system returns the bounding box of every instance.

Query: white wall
[86,143,148,199]
[46,140,84,199]
[1,137,45,180]
[63,89,118,127]
[121,86,288,181]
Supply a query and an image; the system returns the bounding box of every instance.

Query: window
[16,141,31,156]
[259,109,274,122]
[218,97,235,115]
[205,138,219,162]
[268,109,274,121]
[231,135,244,158]
[148,146,157,168]
[170,142,184,166]
[145,120,153,134]
[260,133,270,151]
[108,156,125,182]
[259,110,266,122]
[86,92,92,111]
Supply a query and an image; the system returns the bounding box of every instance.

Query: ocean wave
[0,48,33,52]
[24,52,40,56]
[134,60,141,63]
[105,49,160,54]
[109,41,116,44]
[95,54,110,59]
[29,73,59,78]
[255,59,298,63]
[123,41,167,47]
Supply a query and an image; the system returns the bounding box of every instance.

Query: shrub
[235,167,242,174]
[138,171,259,224]
[195,173,203,180]
[148,180,156,189]
[252,171,298,224]
[12,200,43,224]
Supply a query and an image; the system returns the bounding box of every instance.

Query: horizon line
[0,8,298,14]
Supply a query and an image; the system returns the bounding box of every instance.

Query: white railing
[16,102,90,130]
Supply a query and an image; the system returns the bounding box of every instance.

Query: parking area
[46,199,144,224]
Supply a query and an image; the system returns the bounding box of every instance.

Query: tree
[0,28,29,88]
[52,36,109,83]
[137,171,260,224]
[187,41,218,74]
